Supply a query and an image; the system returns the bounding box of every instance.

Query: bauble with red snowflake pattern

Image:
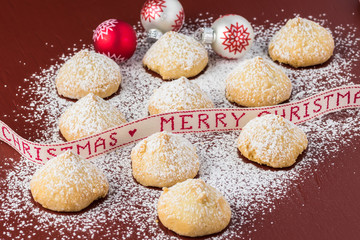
[195,14,254,59]
[140,0,185,42]
[93,19,137,63]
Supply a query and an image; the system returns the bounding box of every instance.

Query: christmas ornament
[140,0,185,42]
[93,19,137,63]
[195,14,254,59]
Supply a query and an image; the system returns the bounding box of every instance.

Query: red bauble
[93,19,137,63]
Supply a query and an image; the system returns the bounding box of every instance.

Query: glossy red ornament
[93,19,137,63]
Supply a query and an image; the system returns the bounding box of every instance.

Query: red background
[1,0,360,239]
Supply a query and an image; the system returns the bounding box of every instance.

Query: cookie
[59,93,126,141]
[268,17,334,67]
[56,49,122,99]
[237,114,308,168]
[157,179,231,237]
[226,56,292,107]
[30,151,109,212]
[143,31,208,80]
[148,77,214,115]
[131,131,199,188]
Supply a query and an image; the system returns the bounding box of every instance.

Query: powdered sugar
[1,13,360,239]
[158,178,231,237]
[56,49,121,99]
[148,77,214,115]
[30,150,108,212]
[268,17,335,67]
[131,131,199,187]
[225,56,292,107]
[238,114,308,168]
[59,93,126,141]
[143,31,208,79]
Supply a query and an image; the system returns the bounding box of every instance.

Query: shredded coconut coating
[131,131,199,188]
[268,17,335,67]
[59,93,126,141]
[143,31,208,79]
[226,56,292,107]
[238,114,308,168]
[148,77,214,115]
[30,151,109,212]
[157,179,231,237]
[55,49,122,99]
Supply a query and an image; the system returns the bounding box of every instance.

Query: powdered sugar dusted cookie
[59,93,126,141]
[30,151,109,212]
[157,179,231,237]
[226,56,292,107]
[238,114,308,168]
[268,17,334,67]
[131,131,199,188]
[56,49,122,99]
[143,31,208,79]
[148,77,214,115]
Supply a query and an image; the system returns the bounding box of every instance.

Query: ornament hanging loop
[147,29,164,43]
[194,27,215,45]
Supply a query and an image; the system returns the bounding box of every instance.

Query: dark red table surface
[1,0,360,239]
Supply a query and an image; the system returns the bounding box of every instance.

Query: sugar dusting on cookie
[225,56,292,107]
[56,49,122,99]
[59,93,126,141]
[131,131,199,187]
[148,76,214,114]
[237,114,308,168]
[30,150,109,212]
[1,13,360,239]
[144,31,206,71]
[157,178,231,237]
[269,17,335,67]
[143,31,208,79]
